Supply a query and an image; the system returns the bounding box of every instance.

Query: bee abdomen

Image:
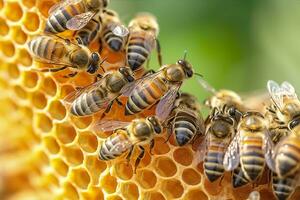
[127,36,150,70]
[241,150,265,181]
[174,116,197,146]
[272,173,296,200]
[204,151,225,182]
[103,30,124,51]
[125,78,166,115]
[277,142,300,177]
[71,88,107,116]
[99,135,127,160]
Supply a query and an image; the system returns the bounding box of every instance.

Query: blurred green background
[110,0,300,101]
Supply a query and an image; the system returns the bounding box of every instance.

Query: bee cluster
[25,0,300,200]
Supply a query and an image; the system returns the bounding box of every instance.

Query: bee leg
[218,175,224,187]
[134,146,145,174]
[94,74,103,82]
[98,38,103,53]
[126,146,134,165]
[115,98,123,106]
[143,69,155,77]
[156,39,162,66]
[146,55,151,69]
[63,72,78,78]
[100,101,114,119]
[39,66,68,73]
[149,139,155,155]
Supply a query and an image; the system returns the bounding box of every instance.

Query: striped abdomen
[174,111,198,146]
[275,137,300,177]
[125,76,167,115]
[103,24,125,52]
[126,32,154,70]
[71,86,108,116]
[204,139,226,182]
[272,172,296,200]
[99,132,130,160]
[76,18,101,46]
[45,1,86,34]
[240,134,265,181]
[232,165,249,188]
[28,36,66,61]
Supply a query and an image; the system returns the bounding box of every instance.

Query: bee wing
[66,11,96,30]
[48,0,81,15]
[93,120,131,132]
[281,81,298,99]
[109,23,129,37]
[156,83,182,122]
[197,77,217,94]
[263,130,276,172]
[196,133,209,163]
[267,80,285,110]
[223,132,240,171]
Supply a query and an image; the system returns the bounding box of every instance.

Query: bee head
[147,116,162,134]
[128,13,159,35]
[119,67,134,82]
[177,59,194,78]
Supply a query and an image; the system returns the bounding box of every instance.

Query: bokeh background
[110,0,300,101]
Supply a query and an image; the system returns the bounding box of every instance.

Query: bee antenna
[183,50,187,61]
[194,72,203,77]
[99,57,108,73]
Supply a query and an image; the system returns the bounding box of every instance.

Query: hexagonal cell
[31,91,47,109]
[42,173,60,189]
[63,182,79,200]
[43,136,60,154]
[100,173,117,194]
[184,189,208,200]
[182,168,201,185]
[55,123,76,144]
[120,182,139,200]
[22,0,36,8]
[85,156,107,185]
[78,131,98,153]
[106,195,123,200]
[36,113,53,132]
[154,156,177,177]
[136,169,157,189]
[161,179,184,199]
[13,85,27,99]
[144,192,166,200]
[23,71,39,89]
[60,84,75,98]
[0,17,9,36]
[17,48,32,66]
[48,100,66,120]
[34,150,50,167]
[113,161,133,181]
[10,26,27,45]
[37,0,56,17]
[23,12,40,32]
[41,77,57,96]
[70,115,93,129]
[62,146,83,166]
[69,168,91,190]
[7,63,20,79]
[4,2,23,22]
[50,158,69,177]
[81,186,104,200]
[152,136,170,155]
[0,41,15,57]
[173,147,193,166]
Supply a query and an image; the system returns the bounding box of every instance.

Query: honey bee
[100,9,129,52]
[45,0,108,34]
[272,172,298,200]
[27,35,102,77]
[97,116,162,172]
[125,12,162,71]
[66,67,135,116]
[223,112,274,187]
[266,80,300,178]
[164,92,205,146]
[123,54,195,120]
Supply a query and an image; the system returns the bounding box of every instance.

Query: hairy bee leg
[63,71,78,78]
[39,66,68,73]
[149,139,155,155]
[218,175,224,187]
[98,38,103,53]
[134,146,145,174]
[94,74,103,82]
[115,97,123,106]
[126,146,134,165]
[156,39,162,66]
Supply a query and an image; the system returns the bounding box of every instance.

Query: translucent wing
[48,0,80,15]
[94,120,131,132]
[110,23,129,37]
[109,137,132,155]
[66,11,96,30]
[267,80,284,110]
[197,77,217,94]
[196,133,209,163]
[263,130,276,172]
[281,81,298,99]
[223,132,240,171]
[156,83,182,122]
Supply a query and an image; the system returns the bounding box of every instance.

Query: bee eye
[91,53,99,62]
[229,107,236,116]
[186,69,193,77]
[289,118,300,129]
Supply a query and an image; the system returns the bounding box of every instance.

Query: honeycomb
[0,0,300,200]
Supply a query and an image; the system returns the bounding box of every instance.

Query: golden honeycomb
[0,0,300,200]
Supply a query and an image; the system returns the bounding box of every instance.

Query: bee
[27,35,101,78]
[97,116,162,172]
[266,80,300,178]
[100,9,129,52]
[223,112,274,187]
[272,172,298,200]
[27,35,102,77]
[66,67,135,116]
[123,54,195,120]
[45,0,108,34]
[125,12,162,71]
[164,92,205,146]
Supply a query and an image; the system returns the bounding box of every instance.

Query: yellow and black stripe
[126,31,153,71]
[103,25,124,52]
[272,172,296,200]
[125,77,167,115]
[174,112,197,146]
[45,2,86,34]
[76,17,101,46]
